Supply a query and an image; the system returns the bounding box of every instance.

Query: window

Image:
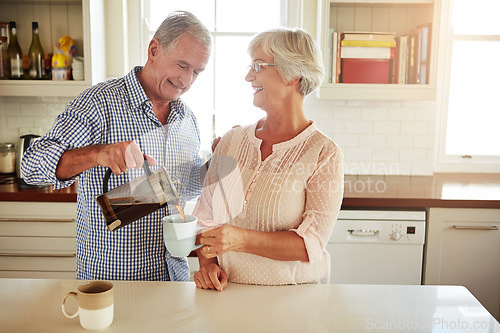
[437,0,500,171]
[142,0,285,151]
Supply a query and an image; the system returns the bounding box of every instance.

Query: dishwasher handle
[348,229,379,236]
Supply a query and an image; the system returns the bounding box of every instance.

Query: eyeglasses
[249,61,276,73]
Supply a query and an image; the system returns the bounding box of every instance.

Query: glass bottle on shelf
[28,22,45,79]
[0,36,8,79]
[7,21,23,79]
[0,22,8,79]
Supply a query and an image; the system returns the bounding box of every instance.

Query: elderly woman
[193,28,344,291]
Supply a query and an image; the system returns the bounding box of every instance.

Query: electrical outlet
[19,128,42,136]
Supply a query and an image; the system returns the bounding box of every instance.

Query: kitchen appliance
[328,210,426,285]
[16,134,46,188]
[96,163,180,231]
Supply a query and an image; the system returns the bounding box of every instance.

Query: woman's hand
[199,224,247,259]
[193,263,228,291]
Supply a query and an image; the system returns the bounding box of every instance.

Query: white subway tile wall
[304,95,436,175]
[0,95,436,175]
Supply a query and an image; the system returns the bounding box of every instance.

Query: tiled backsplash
[0,95,436,175]
[0,96,74,143]
[304,96,436,175]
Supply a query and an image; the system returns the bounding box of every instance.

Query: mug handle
[193,225,211,251]
[61,291,79,318]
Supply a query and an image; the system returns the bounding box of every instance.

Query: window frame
[434,0,500,173]
[132,0,299,151]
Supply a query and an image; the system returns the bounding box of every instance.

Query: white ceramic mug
[163,214,205,257]
[61,281,114,330]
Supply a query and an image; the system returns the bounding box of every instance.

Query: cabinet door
[425,208,500,321]
[0,202,77,279]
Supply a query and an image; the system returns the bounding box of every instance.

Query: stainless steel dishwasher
[327,210,426,285]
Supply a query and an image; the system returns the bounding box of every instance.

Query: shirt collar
[126,66,187,123]
[168,99,187,123]
[126,66,150,110]
[250,120,317,151]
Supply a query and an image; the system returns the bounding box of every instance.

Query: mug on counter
[61,281,114,330]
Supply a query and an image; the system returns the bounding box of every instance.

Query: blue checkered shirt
[21,67,202,281]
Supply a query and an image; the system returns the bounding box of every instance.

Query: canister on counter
[0,143,16,173]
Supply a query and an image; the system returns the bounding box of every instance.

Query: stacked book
[328,27,431,85]
[407,23,431,84]
[338,32,396,84]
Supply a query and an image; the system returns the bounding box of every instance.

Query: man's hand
[211,136,221,153]
[96,141,156,175]
[56,141,157,180]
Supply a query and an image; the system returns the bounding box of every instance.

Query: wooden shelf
[0,80,90,97]
[317,82,436,100]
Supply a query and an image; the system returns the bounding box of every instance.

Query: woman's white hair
[248,28,324,96]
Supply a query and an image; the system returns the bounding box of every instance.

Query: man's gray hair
[154,11,212,53]
[248,28,324,96]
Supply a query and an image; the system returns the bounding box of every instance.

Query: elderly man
[21,11,212,281]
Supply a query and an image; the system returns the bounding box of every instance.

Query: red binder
[341,58,391,84]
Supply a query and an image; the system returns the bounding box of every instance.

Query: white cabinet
[0,0,105,97]
[424,208,500,321]
[316,0,441,100]
[0,202,77,279]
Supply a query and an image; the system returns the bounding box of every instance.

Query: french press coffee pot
[96,163,179,231]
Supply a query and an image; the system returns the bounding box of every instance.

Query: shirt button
[256,170,260,174]
[247,188,252,192]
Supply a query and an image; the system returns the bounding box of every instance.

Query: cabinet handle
[0,218,75,223]
[453,225,498,231]
[0,252,76,258]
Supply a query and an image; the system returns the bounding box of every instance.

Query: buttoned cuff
[290,210,324,263]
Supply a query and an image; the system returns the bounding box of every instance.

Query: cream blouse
[193,121,344,285]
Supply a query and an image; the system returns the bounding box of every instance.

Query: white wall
[0,94,435,176]
[305,96,435,175]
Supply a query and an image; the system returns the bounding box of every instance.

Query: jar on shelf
[0,143,16,173]
[0,22,8,43]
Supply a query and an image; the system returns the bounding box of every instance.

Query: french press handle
[102,160,153,193]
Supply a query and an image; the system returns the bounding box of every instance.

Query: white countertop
[0,279,499,332]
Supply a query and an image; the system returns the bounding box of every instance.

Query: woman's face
[245,46,289,111]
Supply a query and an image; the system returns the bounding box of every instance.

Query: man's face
[149,33,210,102]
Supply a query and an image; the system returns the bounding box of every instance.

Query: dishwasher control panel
[390,223,421,242]
[330,210,426,244]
